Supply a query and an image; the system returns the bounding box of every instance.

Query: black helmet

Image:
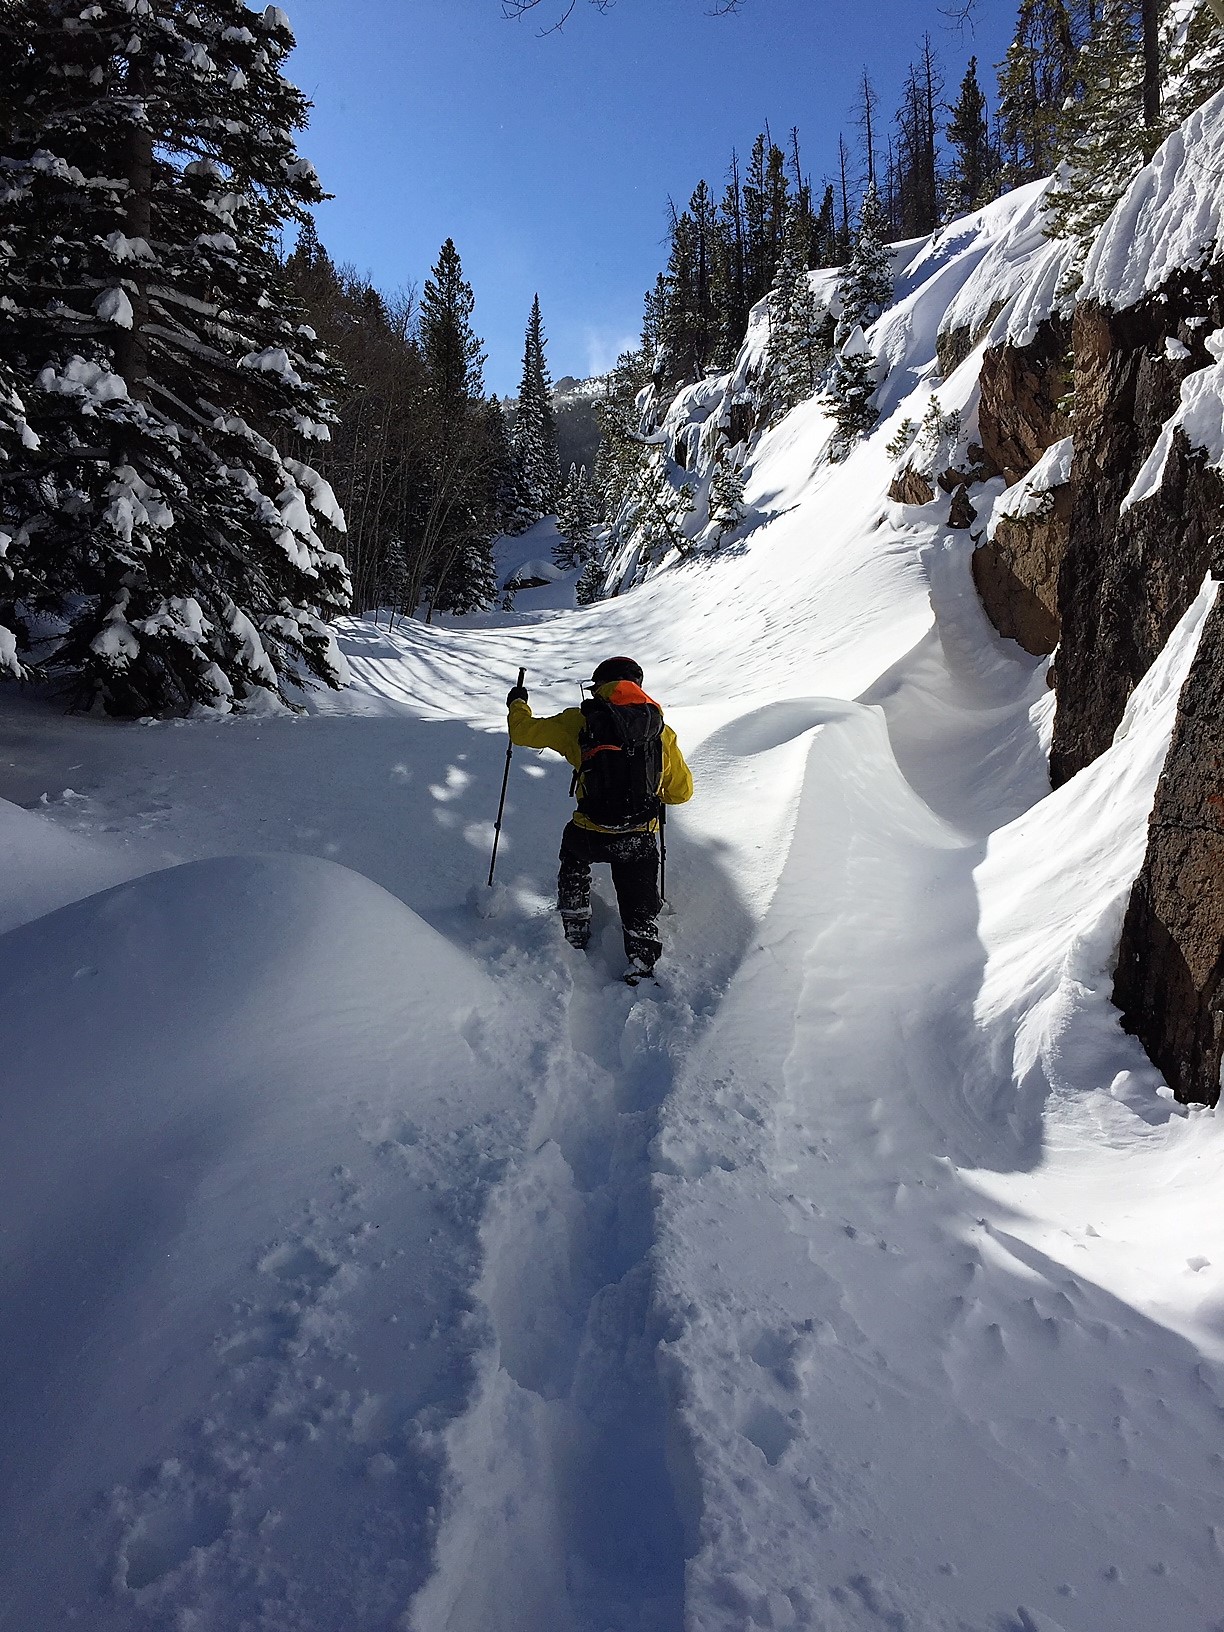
[591,656,643,686]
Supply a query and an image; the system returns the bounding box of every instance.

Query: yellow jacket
[508,682,693,833]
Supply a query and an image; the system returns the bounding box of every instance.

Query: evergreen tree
[709,460,747,544]
[828,326,879,461]
[0,0,350,714]
[420,239,485,408]
[811,184,840,268]
[483,397,520,535]
[836,183,893,343]
[428,532,498,616]
[711,154,750,366]
[0,357,35,677]
[997,0,1081,183]
[510,293,561,525]
[554,463,598,567]
[894,38,943,235]
[1046,2,1147,264]
[659,181,718,386]
[768,201,822,413]
[742,131,791,306]
[627,460,696,562]
[1163,0,1224,125]
[947,57,998,215]
[416,239,498,617]
[377,535,409,617]
[575,556,605,605]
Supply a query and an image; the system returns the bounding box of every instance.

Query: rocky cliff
[958,95,1224,1104]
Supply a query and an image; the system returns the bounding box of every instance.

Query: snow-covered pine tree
[827,326,879,462]
[946,57,998,216]
[554,463,597,568]
[575,555,605,605]
[1046,2,1148,266]
[428,530,498,616]
[709,459,747,544]
[997,0,1080,184]
[483,396,519,535]
[767,200,821,415]
[835,182,893,344]
[0,0,351,715]
[592,348,652,524]
[510,294,561,528]
[627,456,695,562]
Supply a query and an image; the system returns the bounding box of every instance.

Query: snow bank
[1122,329,1224,510]
[0,851,533,1629]
[0,796,149,934]
[936,179,1075,350]
[1082,89,1224,310]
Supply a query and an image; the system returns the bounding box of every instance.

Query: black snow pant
[557,820,663,968]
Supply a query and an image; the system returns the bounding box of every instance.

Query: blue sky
[284,0,1017,396]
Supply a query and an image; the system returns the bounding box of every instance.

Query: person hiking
[506,656,693,981]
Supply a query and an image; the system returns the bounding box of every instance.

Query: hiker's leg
[609,831,662,967]
[557,822,592,948]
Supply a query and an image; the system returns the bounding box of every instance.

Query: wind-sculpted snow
[0,854,544,1629]
[1082,88,1224,310]
[4,132,1224,1632]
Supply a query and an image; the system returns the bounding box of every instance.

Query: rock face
[965,269,1224,1111]
[1114,582,1224,1105]
[976,319,1070,485]
[971,486,1069,655]
[1049,284,1223,785]
[969,318,1071,653]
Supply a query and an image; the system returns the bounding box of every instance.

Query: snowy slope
[2,160,1222,1632]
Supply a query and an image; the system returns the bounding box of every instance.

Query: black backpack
[573,691,664,831]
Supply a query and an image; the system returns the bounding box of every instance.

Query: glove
[506,685,528,706]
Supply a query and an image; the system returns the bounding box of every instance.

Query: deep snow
[3,169,1223,1632]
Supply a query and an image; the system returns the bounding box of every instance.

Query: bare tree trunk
[1141,0,1161,158]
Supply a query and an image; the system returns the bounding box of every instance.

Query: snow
[2,164,1222,1632]
[984,435,1074,540]
[94,285,135,329]
[35,355,129,409]
[1081,89,1224,311]
[1122,331,1224,511]
[938,179,1074,350]
[0,622,23,679]
[240,345,304,385]
[283,455,347,532]
[104,230,154,262]
[839,322,871,360]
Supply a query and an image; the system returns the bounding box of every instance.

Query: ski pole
[488,666,525,888]
[658,803,667,903]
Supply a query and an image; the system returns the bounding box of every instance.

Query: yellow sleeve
[507,701,584,771]
[661,725,693,805]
